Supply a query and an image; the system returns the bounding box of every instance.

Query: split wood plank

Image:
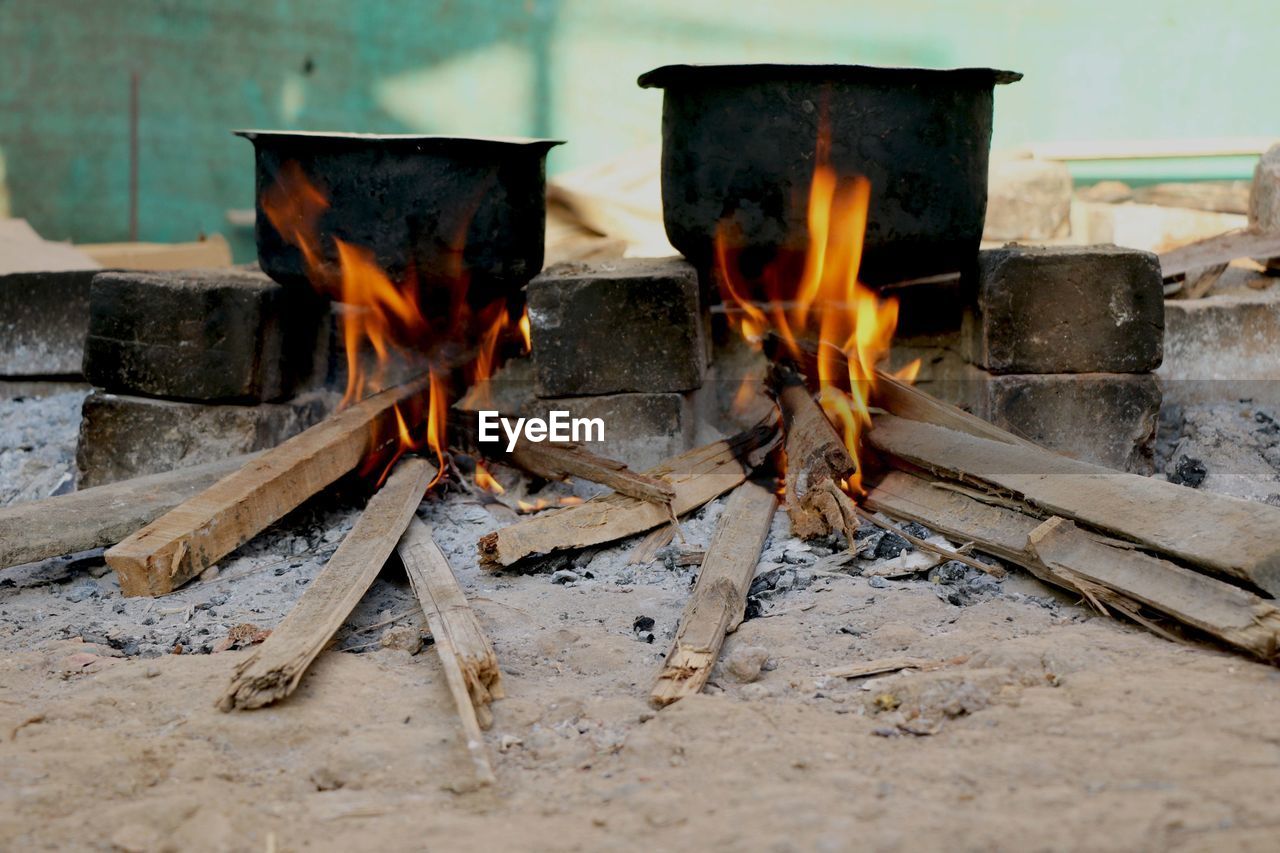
[506,440,675,505]
[218,456,435,711]
[478,419,778,569]
[867,415,1280,596]
[398,517,502,786]
[872,370,1035,449]
[1159,229,1280,280]
[106,375,430,596]
[628,524,676,565]
[0,453,254,571]
[652,481,777,706]
[865,471,1280,660]
[768,363,855,538]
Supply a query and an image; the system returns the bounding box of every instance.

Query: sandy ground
[3,389,1280,852]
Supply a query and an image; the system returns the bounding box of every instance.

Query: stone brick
[963,244,1163,374]
[523,392,697,472]
[0,270,95,377]
[1249,143,1280,271]
[983,157,1073,242]
[76,390,334,487]
[1159,286,1280,407]
[528,257,706,397]
[954,368,1161,473]
[84,269,324,403]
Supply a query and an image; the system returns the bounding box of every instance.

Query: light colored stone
[1249,143,1280,271]
[983,158,1073,241]
[724,645,770,683]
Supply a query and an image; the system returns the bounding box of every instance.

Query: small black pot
[637,64,1020,285]
[235,131,563,300]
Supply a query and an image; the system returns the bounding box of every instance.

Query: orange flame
[260,161,529,488]
[715,143,918,495]
[516,495,584,513]
[475,462,506,495]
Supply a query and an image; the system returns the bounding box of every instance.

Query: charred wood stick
[0,453,257,572]
[867,414,1280,596]
[219,456,436,711]
[866,471,1280,661]
[398,517,501,786]
[766,361,857,539]
[449,410,675,505]
[652,481,777,706]
[478,418,779,569]
[106,375,431,596]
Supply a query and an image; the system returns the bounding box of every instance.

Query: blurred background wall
[1,0,1275,260]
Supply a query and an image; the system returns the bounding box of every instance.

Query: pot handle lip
[637,63,1023,89]
[230,130,567,151]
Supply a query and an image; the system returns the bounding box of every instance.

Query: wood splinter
[218,456,435,711]
[652,481,778,706]
[397,517,502,786]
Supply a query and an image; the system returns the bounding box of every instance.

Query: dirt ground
[4,389,1280,852]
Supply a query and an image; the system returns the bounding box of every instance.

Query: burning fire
[261,162,526,487]
[716,142,918,494]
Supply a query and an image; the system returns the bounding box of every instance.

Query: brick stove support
[962,244,1164,374]
[84,269,325,402]
[0,270,96,377]
[76,390,332,487]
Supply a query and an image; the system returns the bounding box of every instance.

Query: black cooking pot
[235,131,563,300]
[637,64,1020,285]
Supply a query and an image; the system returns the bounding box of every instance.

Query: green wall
[1,0,1275,260]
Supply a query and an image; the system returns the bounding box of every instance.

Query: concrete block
[528,257,706,397]
[983,157,1073,242]
[1159,287,1280,407]
[76,390,334,487]
[524,392,697,471]
[963,244,1163,374]
[1249,143,1280,271]
[956,368,1161,473]
[0,270,96,377]
[84,269,324,403]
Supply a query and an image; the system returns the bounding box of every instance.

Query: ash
[1,388,1269,664]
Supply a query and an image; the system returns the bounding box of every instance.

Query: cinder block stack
[524,257,708,470]
[958,244,1165,473]
[76,269,331,486]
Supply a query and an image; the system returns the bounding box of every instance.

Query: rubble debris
[982,156,1072,241]
[962,244,1164,374]
[1249,143,1280,271]
[1169,456,1208,488]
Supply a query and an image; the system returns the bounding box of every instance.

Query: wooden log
[872,370,1035,449]
[866,471,1280,660]
[0,454,254,571]
[106,375,430,596]
[1159,228,1280,280]
[767,362,855,539]
[397,517,501,786]
[478,419,778,569]
[218,456,435,711]
[505,440,675,505]
[652,481,777,706]
[867,415,1280,596]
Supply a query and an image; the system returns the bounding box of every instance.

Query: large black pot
[235,131,563,300]
[637,64,1020,285]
